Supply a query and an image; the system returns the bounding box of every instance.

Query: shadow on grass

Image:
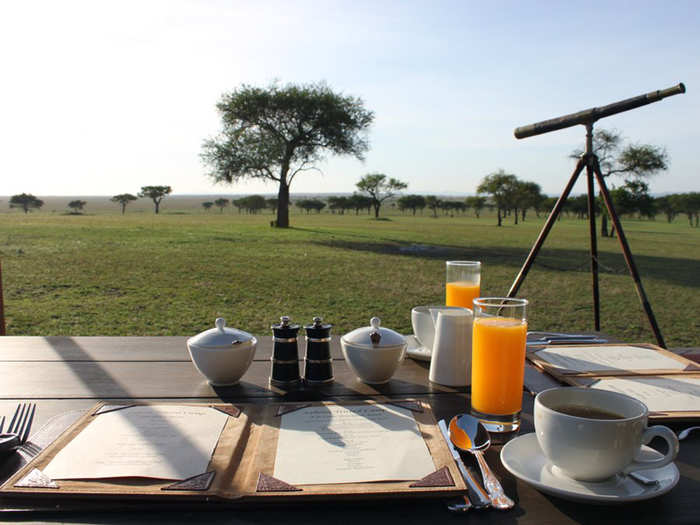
[308,239,700,289]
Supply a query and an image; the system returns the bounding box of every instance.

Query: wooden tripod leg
[0,260,5,336]
[592,158,666,348]
[507,157,587,298]
[586,160,601,331]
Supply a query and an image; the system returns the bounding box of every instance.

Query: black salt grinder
[303,316,334,385]
[270,316,301,387]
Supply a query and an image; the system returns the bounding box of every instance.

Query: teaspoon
[449,414,514,510]
[678,426,700,440]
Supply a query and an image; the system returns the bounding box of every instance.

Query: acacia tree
[201,82,374,228]
[425,196,441,218]
[111,193,137,215]
[327,196,350,214]
[68,200,87,214]
[265,198,278,215]
[465,195,486,218]
[477,169,518,226]
[347,194,373,215]
[296,199,326,214]
[9,193,44,213]
[202,201,214,212]
[138,186,172,214]
[513,181,543,222]
[397,195,426,216]
[571,129,668,236]
[356,173,407,218]
[214,198,229,213]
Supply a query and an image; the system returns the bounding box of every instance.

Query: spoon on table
[449,414,514,510]
[678,426,700,440]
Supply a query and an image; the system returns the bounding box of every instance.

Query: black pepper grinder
[303,316,334,384]
[270,316,301,387]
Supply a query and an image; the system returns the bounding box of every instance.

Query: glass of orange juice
[445,261,481,309]
[471,297,528,433]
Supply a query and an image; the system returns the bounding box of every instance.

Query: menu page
[274,404,435,485]
[589,376,700,413]
[534,345,687,373]
[43,405,229,480]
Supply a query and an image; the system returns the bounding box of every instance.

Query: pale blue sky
[1,0,697,197]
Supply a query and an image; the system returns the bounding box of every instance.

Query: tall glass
[470,297,528,433]
[445,261,481,309]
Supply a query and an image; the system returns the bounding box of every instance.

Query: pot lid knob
[215,317,226,332]
[313,316,323,327]
[280,316,290,327]
[369,317,381,344]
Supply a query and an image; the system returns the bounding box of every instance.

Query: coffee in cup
[534,387,679,482]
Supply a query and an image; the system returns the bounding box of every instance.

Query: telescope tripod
[506,123,666,348]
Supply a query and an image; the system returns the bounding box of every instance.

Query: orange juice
[445,281,480,308]
[471,317,527,415]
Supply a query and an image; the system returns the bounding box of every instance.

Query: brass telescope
[514,82,685,139]
[507,82,686,348]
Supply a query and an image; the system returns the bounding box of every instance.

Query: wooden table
[0,336,698,524]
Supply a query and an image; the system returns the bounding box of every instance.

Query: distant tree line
[560,190,700,228]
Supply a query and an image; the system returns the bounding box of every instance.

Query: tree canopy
[232,195,266,214]
[477,169,518,226]
[214,198,229,213]
[347,194,373,215]
[68,200,87,214]
[397,195,426,216]
[138,186,172,214]
[571,128,668,236]
[465,195,486,218]
[111,193,137,215]
[296,199,326,214]
[9,193,44,214]
[356,173,407,218]
[201,81,374,228]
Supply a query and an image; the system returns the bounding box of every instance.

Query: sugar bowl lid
[188,318,256,350]
[341,317,406,348]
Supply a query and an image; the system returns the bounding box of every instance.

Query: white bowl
[340,317,407,384]
[187,318,257,386]
[341,341,406,384]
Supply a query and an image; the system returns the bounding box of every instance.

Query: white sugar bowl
[341,317,407,384]
[187,318,258,386]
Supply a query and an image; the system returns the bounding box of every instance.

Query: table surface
[0,335,698,524]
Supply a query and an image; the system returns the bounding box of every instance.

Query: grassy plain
[1,206,698,347]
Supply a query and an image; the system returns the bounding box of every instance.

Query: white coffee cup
[411,305,465,351]
[534,387,679,482]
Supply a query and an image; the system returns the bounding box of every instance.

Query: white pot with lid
[340,317,407,384]
[187,317,258,386]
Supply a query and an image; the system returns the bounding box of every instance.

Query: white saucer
[500,433,679,504]
[404,334,431,361]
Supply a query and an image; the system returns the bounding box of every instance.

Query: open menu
[527,343,700,419]
[0,401,466,503]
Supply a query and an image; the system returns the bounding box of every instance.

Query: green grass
[1,210,698,348]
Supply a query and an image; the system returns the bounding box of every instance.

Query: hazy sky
[1,1,698,197]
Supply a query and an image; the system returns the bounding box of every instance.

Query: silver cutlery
[678,426,700,440]
[446,497,472,513]
[449,414,514,510]
[527,333,608,346]
[0,403,36,454]
[627,471,659,487]
[437,419,491,509]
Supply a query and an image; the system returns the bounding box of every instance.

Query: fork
[0,403,36,453]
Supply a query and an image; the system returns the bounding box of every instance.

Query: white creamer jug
[428,308,473,386]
